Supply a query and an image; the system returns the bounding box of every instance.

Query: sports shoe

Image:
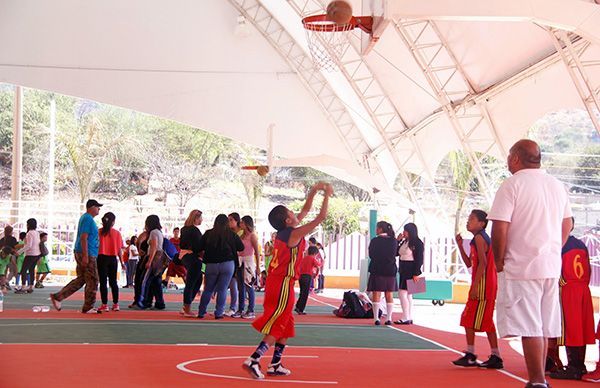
[111,303,120,311]
[374,320,381,326]
[242,357,264,379]
[14,288,26,294]
[384,320,392,325]
[452,352,479,367]
[267,362,292,376]
[34,282,42,288]
[242,312,256,319]
[545,356,563,374]
[394,319,413,325]
[582,363,600,382]
[82,308,101,314]
[98,304,109,312]
[479,355,504,369]
[49,294,62,311]
[232,311,243,318]
[224,309,236,317]
[550,365,586,380]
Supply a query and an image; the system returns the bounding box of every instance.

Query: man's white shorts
[496,273,561,338]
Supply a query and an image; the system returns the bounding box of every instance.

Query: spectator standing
[180,210,203,317]
[97,212,124,312]
[233,215,260,319]
[125,236,139,288]
[295,246,320,315]
[138,215,166,310]
[0,225,19,289]
[197,214,244,319]
[394,223,424,325]
[50,199,102,314]
[18,218,41,294]
[489,139,572,388]
[224,212,242,316]
[367,221,398,326]
[35,232,51,288]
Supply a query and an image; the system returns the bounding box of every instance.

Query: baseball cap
[86,199,103,208]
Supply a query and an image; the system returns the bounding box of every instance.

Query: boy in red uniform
[453,210,502,369]
[243,182,332,379]
[548,219,594,381]
[163,227,186,289]
[295,246,320,315]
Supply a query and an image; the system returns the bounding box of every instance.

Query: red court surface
[0,290,588,387]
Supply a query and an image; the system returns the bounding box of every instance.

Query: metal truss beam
[394,19,511,205]
[285,0,449,225]
[550,29,600,136]
[227,0,375,176]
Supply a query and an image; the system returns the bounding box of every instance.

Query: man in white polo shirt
[488,139,572,388]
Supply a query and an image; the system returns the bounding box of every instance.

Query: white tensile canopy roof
[1,0,600,212]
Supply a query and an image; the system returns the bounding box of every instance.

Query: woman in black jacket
[179,209,203,317]
[395,222,424,325]
[197,214,244,319]
[367,221,398,326]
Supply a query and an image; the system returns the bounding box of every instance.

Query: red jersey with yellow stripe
[468,230,497,300]
[268,227,306,280]
[252,227,306,338]
[558,235,595,346]
[560,235,591,286]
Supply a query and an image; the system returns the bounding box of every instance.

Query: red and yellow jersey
[268,227,306,280]
[560,235,591,286]
[469,230,497,300]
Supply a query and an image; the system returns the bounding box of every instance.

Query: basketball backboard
[361,0,388,55]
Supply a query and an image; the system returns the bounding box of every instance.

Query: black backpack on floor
[333,291,376,319]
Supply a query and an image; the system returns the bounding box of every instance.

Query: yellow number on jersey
[573,254,584,279]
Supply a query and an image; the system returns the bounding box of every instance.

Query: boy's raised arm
[297,182,327,223]
[289,184,333,247]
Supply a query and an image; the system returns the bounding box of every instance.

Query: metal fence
[4,199,600,284]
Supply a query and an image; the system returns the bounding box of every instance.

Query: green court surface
[0,319,442,350]
[1,287,335,314]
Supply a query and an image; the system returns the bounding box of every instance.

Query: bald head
[508,139,541,172]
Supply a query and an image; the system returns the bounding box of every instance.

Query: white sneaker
[267,362,291,376]
[82,308,101,314]
[242,358,264,379]
[224,309,236,317]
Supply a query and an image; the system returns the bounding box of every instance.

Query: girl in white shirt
[18,218,41,294]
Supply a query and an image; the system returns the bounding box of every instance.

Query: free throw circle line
[177,355,338,384]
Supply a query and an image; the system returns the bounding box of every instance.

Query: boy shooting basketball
[243,182,333,379]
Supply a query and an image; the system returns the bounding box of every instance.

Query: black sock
[271,343,286,365]
[251,341,270,361]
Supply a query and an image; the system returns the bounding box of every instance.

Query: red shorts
[252,275,295,339]
[559,283,595,346]
[165,262,187,278]
[460,299,496,332]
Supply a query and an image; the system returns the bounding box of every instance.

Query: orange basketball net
[302,14,374,71]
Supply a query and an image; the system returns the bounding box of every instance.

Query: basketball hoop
[302,14,374,71]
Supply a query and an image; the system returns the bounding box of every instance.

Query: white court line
[308,295,338,309]
[386,325,528,384]
[177,355,338,384]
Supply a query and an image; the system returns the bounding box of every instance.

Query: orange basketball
[326,0,353,25]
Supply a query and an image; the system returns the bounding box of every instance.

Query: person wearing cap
[50,199,103,314]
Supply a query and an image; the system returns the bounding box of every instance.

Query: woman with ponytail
[367,221,399,326]
[97,212,124,312]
